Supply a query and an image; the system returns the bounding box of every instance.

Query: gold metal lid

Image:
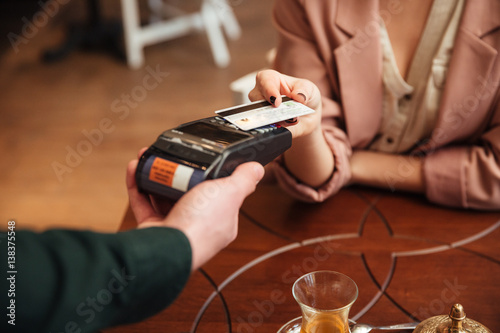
[412,304,492,333]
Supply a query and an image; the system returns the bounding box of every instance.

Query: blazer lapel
[333,0,383,148]
[426,0,500,150]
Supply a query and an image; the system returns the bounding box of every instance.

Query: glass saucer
[277,316,302,333]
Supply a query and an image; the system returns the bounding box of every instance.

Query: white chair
[120,0,241,69]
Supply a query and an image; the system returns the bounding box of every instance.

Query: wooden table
[108,185,500,332]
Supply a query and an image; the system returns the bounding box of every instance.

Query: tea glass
[278,271,358,333]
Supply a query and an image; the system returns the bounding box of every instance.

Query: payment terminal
[135,116,292,200]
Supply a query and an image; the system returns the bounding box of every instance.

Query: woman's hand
[126,152,265,271]
[248,70,334,188]
[248,69,323,138]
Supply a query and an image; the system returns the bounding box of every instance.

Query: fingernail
[270,96,276,105]
[297,93,307,103]
[285,118,298,124]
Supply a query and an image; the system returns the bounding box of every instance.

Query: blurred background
[0,0,276,232]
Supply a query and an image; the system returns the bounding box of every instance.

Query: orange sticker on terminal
[149,157,178,187]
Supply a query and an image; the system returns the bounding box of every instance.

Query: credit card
[215,96,315,131]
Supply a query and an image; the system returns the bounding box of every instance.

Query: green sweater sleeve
[0,227,192,333]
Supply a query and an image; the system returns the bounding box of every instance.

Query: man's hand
[126,153,264,270]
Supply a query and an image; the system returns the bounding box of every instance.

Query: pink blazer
[271,0,500,209]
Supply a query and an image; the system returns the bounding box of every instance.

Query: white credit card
[215,96,315,131]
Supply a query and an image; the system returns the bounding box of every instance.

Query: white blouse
[369,0,465,153]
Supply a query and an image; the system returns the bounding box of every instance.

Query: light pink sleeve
[423,101,500,210]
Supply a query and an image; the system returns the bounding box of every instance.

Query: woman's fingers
[253,69,285,105]
[249,70,319,109]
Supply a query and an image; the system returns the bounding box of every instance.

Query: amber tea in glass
[293,271,357,333]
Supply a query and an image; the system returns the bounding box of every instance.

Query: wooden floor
[0,0,276,233]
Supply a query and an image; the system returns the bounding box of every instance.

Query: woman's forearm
[350,150,425,193]
[282,127,335,187]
